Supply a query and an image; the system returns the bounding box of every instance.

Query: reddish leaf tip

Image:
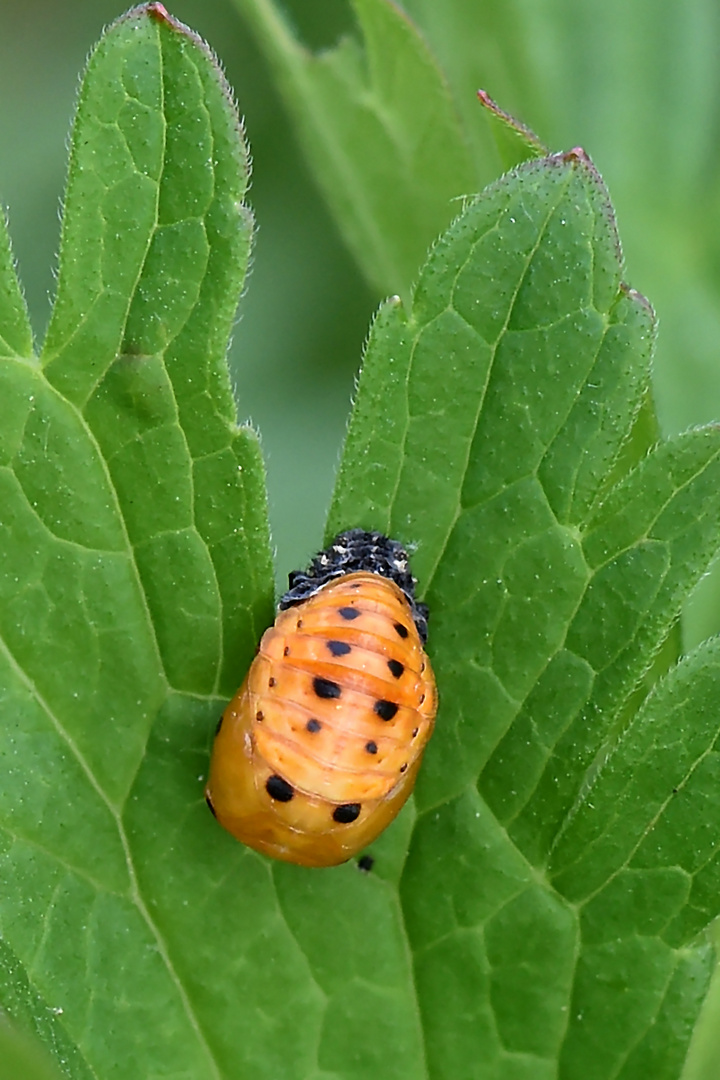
[620,283,656,320]
[562,147,591,165]
[553,148,623,264]
[146,2,172,22]
[476,89,547,155]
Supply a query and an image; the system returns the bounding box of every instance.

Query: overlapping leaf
[330,151,720,1077]
[231,0,487,298]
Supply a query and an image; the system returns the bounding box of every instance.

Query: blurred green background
[2,0,720,612]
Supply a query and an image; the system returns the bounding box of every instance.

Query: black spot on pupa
[268,677,276,688]
[419,693,426,704]
[306,718,322,733]
[387,659,404,678]
[400,764,408,773]
[215,714,224,736]
[333,803,361,824]
[205,792,217,818]
[256,710,264,722]
[357,854,375,872]
[339,606,361,621]
[283,646,290,656]
[327,640,351,657]
[314,676,341,699]
[365,740,378,755]
[412,727,419,738]
[394,622,409,639]
[266,775,294,802]
[350,582,362,589]
[374,699,398,721]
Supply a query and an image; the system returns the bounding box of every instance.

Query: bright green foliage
[2,7,720,1080]
[0,207,33,360]
[330,152,720,1078]
[231,0,490,298]
[0,6,274,1077]
[231,0,720,661]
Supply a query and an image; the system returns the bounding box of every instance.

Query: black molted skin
[279,529,429,642]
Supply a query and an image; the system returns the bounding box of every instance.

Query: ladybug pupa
[205,529,438,867]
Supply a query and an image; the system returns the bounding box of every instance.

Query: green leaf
[396,0,720,654]
[477,88,547,171]
[549,637,720,1077]
[41,2,273,696]
[331,149,720,1077]
[328,151,654,587]
[231,0,486,298]
[498,426,720,865]
[0,5,273,1077]
[550,637,720,938]
[0,209,33,359]
[4,7,720,1079]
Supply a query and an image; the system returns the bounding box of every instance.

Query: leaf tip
[128,0,250,177]
[561,145,592,166]
[555,147,624,268]
[477,89,547,152]
[119,2,180,32]
[146,2,173,22]
[620,282,656,322]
